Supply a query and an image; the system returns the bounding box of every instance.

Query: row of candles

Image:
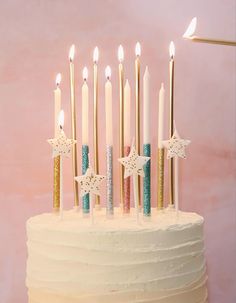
[52,42,175,217]
[50,16,236,219]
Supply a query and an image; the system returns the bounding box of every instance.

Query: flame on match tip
[183,17,197,38]
[58,110,64,128]
[56,73,62,86]
[118,45,124,62]
[105,65,111,79]
[69,44,75,61]
[135,42,141,56]
[93,46,99,63]
[83,67,88,81]
[169,41,175,58]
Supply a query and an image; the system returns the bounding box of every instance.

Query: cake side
[26,209,208,303]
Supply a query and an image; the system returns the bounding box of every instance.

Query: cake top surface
[27,208,203,233]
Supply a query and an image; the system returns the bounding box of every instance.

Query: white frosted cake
[26,208,208,303]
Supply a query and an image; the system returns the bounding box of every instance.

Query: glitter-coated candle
[143,66,151,216]
[53,73,61,212]
[82,67,89,213]
[105,66,113,216]
[157,83,165,209]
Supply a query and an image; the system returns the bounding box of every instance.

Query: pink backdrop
[0,1,235,302]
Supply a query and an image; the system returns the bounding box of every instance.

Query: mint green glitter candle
[143,143,151,216]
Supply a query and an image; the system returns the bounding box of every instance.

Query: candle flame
[169,41,175,58]
[118,45,124,62]
[69,44,75,61]
[183,17,197,38]
[56,73,62,86]
[93,46,99,63]
[135,42,141,57]
[105,65,111,79]
[58,110,64,128]
[83,67,88,81]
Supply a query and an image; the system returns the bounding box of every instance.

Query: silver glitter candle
[106,145,113,217]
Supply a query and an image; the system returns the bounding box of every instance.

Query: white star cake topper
[118,141,150,178]
[163,129,191,159]
[75,166,106,197]
[47,131,76,158]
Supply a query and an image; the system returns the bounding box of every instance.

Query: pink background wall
[0,0,235,302]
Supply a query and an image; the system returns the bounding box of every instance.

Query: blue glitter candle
[82,145,89,213]
[106,145,113,216]
[143,143,151,216]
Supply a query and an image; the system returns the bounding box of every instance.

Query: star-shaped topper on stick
[119,139,150,223]
[162,129,191,159]
[162,127,191,212]
[119,140,150,178]
[48,112,76,158]
[47,110,76,220]
[75,165,106,197]
[75,161,105,223]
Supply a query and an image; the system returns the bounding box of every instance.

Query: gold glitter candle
[53,73,62,212]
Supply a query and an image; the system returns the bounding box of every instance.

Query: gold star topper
[47,130,76,158]
[162,129,191,159]
[75,166,106,197]
[118,140,150,178]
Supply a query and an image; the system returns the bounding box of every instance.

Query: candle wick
[60,125,63,130]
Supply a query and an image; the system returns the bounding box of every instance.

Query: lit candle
[118,45,124,208]
[183,17,236,46]
[93,46,100,207]
[123,80,131,214]
[157,83,165,209]
[53,73,61,212]
[105,66,113,217]
[82,67,89,214]
[169,41,175,206]
[135,42,141,207]
[143,66,151,216]
[69,45,79,208]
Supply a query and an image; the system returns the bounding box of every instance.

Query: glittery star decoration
[47,130,76,158]
[75,166,106,197]
[118,141,150,178]
[162,129,191,159]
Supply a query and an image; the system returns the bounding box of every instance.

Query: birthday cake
[26,209,207,303]
[26,41,208,302]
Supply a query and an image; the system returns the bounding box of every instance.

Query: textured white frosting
[26,208,208,303]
